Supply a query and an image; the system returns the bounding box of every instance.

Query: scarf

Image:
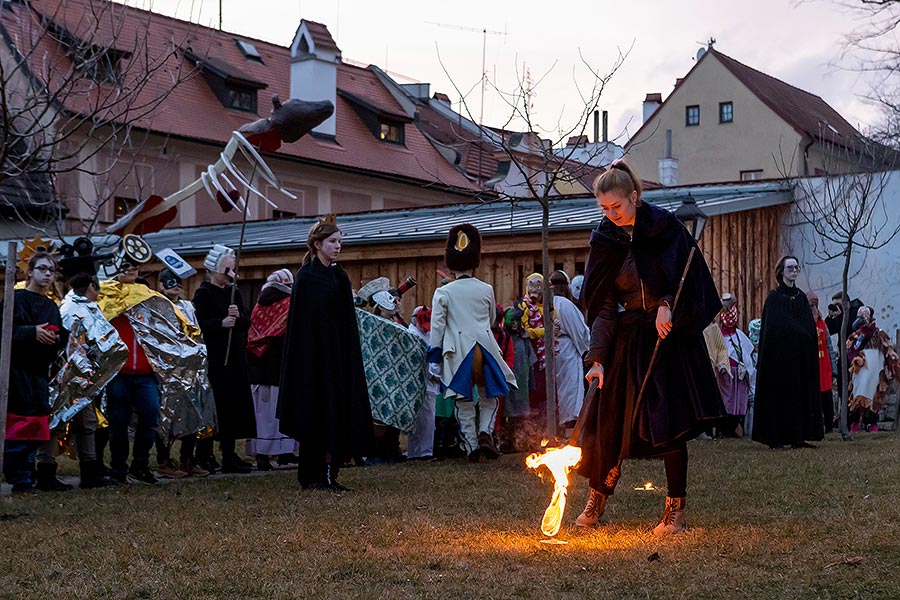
[247,295,292,358]
[719,305,739,336]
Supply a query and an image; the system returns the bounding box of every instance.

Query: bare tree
[437,47,629,437]
[787,134,900,438]
[830,0,900,145]
[0,0,199,237]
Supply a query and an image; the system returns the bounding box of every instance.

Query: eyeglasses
[33,266,56,273]
[784,265,802,272]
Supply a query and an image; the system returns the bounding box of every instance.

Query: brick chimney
[290,20,341,137]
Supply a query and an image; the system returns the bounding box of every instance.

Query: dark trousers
[106,374,160,473]
[593,443,688,498]
[298,447,339,487]
[2,440,39,487]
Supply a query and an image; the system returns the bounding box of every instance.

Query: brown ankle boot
[652,496,687,535]
[576,488,608,527]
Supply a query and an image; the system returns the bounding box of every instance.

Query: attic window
[379,121,403,144]
[183,49,267,114]
[337,89,412,146]
[236,39,263,63]
[46,20,130,85]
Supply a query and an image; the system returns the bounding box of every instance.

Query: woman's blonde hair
[592,160,643,206]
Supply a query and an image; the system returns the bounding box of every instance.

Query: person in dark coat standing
[576,162,725,535]
[277,216,373,491]
[193,244,256,474]
[2,252,67,493]
[752,256,823,449]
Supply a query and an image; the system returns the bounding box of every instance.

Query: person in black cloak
[277,215,373,491]
[576,161,725,535]
[192,244,257,474]
[751,255,823,449]
[1,252,67,493]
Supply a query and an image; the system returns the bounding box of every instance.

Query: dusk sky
[126,0,881,146]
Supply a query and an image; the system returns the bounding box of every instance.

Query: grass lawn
[2,433,899,599]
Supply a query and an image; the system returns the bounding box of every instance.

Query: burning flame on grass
[525,442,583,537]
[634,482,656,491]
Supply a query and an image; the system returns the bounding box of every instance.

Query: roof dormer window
[338,89,411,146]
[46,19,130,85]
[183,48,267,114]
[379,121,404,145]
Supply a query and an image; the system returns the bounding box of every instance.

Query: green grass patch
[2,433,899,599]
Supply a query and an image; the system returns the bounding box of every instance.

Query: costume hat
[445,223,481,272]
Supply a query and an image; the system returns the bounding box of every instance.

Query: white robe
[553,296,590,425]
[407,323,438,458]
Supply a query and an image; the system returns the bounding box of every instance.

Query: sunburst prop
[16,235,55,273]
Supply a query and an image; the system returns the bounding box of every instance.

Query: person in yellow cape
[97,262,208,484]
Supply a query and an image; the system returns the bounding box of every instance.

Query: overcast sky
[126,0,880,145]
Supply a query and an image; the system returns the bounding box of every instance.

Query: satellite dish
[696,47,706,61]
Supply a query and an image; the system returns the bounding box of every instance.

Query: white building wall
[785,170,900,335]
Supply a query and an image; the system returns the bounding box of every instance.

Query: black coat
[193,281,257,439]
[277,258,373,460]
[1,289,66,418]
[752,283,823,447]
[577,203,725,491]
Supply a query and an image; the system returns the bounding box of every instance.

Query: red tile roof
[709,50,862,148]
[627,49,865,152]
[0,0,483,194]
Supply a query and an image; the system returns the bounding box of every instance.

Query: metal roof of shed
[0,181,793,262]
[138,181,793,257]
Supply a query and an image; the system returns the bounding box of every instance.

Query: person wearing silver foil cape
[39,272,126,489]
[100,263,208,484]
[153,268,216,478]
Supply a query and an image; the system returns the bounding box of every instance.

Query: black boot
[79,460,117,489]
[256,455,273,471]
[36,463,73,492]
[326,463,350,492]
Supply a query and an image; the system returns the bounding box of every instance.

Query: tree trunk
[541,202,557,437]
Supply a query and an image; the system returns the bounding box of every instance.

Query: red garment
[247,296,291,358]
[815,318,832,393]
[493,328,515,369]
[5,413,49,440]
[110,314,153,375]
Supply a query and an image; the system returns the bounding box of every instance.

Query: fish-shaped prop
[107,96,334,236]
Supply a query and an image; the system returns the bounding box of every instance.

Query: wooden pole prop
[0,241,19,493]
[567,378,599,446]
[617,245,697,463]
[223,161,260,366]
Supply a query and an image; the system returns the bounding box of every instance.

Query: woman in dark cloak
[576,162,725,535]
[751,255,823,448]
[277,216,373,490]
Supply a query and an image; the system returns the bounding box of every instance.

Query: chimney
[593,110,599,143]
[432,92,452,106]
[643,93,662,123]
[290,20,341,137]
[602,110,609,143]
[658,129,678,186]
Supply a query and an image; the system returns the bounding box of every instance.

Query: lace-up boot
[652,496,687,535]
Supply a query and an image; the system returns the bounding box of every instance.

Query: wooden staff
[223,161,260,366]
[618,245,698,463]
[0,241,18,493]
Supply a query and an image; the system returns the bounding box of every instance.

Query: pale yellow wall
[625,55,805,185]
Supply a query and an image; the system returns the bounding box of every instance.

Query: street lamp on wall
[674,194,708,241]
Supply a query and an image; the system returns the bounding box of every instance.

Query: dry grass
[2,433,900,599]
